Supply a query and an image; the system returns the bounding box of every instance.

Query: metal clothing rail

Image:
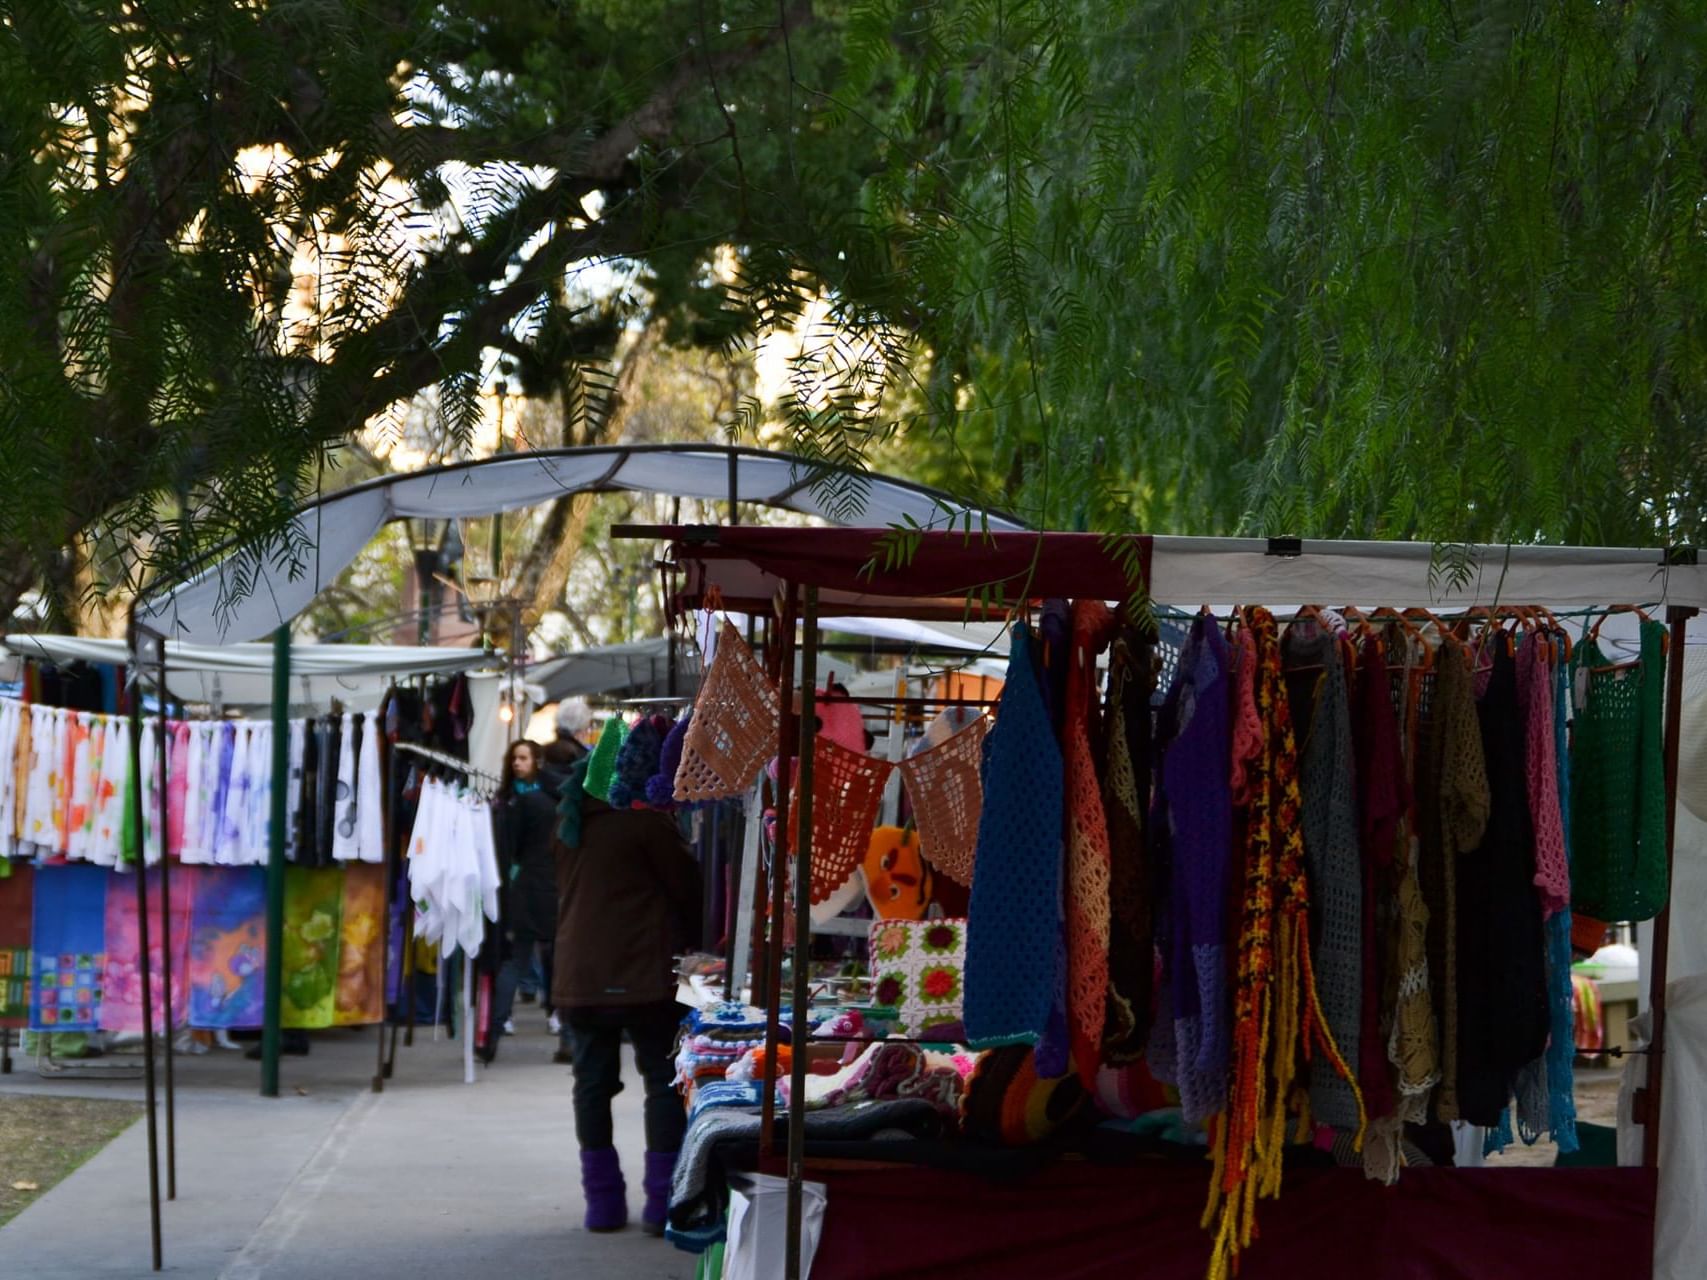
[392,741,501,793]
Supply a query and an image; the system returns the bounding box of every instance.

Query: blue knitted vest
[964,622,1065,1050]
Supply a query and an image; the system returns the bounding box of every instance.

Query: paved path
[0,1003,693,1279]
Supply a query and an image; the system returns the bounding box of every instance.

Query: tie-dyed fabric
[333,862,385,1025]
[100,867,192,1033]
[186,865,267,1029]
[281,866,344,1028]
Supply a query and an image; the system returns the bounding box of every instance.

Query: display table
[756,1155,1657,1280]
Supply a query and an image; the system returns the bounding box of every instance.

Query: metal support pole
[150,633,176,1201]
[126,619,163,1271]
[261,625,291,1097]
[374,726,396,1093]
[1643,604,1695,1167]
[758,587,797,1151]
[784,587,818,1280]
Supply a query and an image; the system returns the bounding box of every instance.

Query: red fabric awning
[665,527,1151,612]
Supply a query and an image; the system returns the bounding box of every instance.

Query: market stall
[623,524,1705,1280]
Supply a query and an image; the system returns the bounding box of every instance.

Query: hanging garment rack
[392,741,501,795]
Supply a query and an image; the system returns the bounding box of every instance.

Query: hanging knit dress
[1415,633,1489,1123]
[964,622,1065,1050]
[1149,613,1233,1124]
[1570,619,1670,921]
[1099,625,1157,1064]
[1063,601,1117,1088]
[1455,638,1549,1127]
[1284,624,1363,1133]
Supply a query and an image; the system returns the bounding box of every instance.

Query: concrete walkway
[0,1003,694,1279]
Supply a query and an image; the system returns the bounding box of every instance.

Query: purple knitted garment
[1150,614,1232,1123]
[646,711,692,810]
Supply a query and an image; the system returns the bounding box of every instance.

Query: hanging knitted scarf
[964,622,1065,1051]
[1543,633,1580,1153]
[1203,607,1360,1280]
[1100,625,1156,1065]
[1064,600,1116,1089]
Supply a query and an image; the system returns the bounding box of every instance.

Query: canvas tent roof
[136,446,1028,646]
[1,635,492,710]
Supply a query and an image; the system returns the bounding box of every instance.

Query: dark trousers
[493,933,551,1028]
[564,1002,686,1153]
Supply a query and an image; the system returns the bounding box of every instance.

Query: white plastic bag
[724,1171,827,1280]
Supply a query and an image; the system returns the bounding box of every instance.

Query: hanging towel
[356,714,385,863]
[331,712,361,862]
[963,622,1064,1050]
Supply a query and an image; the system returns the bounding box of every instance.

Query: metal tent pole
[758,587,797,1152]
[1642,603,1696,1168]
[376,723,396,1092]
[147,629,177,1200]
[126,617,163,1270]
[261,625,291,1098]
[784,587,818,1280]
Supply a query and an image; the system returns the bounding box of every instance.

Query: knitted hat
[646,711,691,810]
[582,715,629,803]
[608,714,670,809]
[556,757,591,848]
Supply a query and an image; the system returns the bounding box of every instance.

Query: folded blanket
[667,1097,947,1253]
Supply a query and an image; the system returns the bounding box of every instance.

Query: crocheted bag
[674,623,780,803]
[963,622,1065,1050]
[1570,618,1669,920]
[896,715,988,888]
[804,738,894,905]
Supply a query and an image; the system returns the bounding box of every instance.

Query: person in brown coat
[554,754,701,1235]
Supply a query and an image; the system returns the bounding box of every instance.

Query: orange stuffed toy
[863,825,935,920]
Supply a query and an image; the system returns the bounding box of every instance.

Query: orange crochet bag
[897,715,989,888]
[673,622,780,803]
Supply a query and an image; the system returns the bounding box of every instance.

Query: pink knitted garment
[1519,633,1570,917]
[1064,601,1115,1090]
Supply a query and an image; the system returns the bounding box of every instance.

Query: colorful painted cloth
[0,863,32,1027]
[334,862,386,1025]
[281,866,344,1028]
[100,868,191,1034]
[187,865,267,1028]
[869,917,966,1039]
[30,865,107,1031]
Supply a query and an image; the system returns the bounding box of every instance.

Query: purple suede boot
[579,1146,627,1232]
[641,1149,678,1237]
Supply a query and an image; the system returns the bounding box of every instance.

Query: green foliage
[821,0,1707,550]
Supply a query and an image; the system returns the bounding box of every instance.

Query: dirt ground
[0,1094,142,1225]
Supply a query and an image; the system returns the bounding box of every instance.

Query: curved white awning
[138,445,1027,645]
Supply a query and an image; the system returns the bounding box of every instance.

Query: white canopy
[137,445,1029,645]
[2,635,493,711]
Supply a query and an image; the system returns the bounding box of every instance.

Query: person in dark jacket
[491,740,560,1045]
[554,743,701,1236]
